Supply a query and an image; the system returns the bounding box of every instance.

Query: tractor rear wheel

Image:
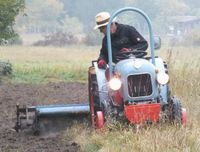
[170,97,187,125]
[172,98,182,124]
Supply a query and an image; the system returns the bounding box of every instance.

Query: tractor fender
[94,62,109,109]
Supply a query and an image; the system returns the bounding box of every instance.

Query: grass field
[0,45,199,151]
[0,45,99,83]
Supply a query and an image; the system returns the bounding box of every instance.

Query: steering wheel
[117,50,147,58]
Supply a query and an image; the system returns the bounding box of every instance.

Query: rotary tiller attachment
[15,103,90,134]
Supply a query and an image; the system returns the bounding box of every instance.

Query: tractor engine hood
[115,58,159,103]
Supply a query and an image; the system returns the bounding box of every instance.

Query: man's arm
[128,26,148,51]
[98,38,108,63]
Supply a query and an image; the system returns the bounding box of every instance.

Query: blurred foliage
[0,0,25,44]
[184,0,200,14]
[177,27,200,46]
[85,30,102,46]
[33,32,79,46]
[186,27,200,46]
[15,0,65,33]
[1,0,200,46]
[0,61,12,76]
[60,0,192,34]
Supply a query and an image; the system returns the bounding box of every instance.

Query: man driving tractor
[94,11,148,69]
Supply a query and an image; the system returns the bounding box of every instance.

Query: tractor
[15,7,187,133]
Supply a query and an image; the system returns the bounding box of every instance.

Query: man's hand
[120,48,129,52]
[98,59,107,69]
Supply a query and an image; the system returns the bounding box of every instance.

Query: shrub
[0,35,22,46]
[0,61,12,76]
[33,32,79,46]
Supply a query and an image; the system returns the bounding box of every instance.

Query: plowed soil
[0,82,88,152]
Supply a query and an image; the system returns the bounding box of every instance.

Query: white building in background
[168,16,200,36]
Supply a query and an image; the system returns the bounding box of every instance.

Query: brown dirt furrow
[0,82,88,152]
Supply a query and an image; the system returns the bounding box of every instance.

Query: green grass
[63,122,200,152]
[62,46,199,152]
[12,62,89,83]
[0,45,99,83]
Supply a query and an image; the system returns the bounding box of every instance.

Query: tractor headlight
[109,78,122,90]
[157,72,169,85]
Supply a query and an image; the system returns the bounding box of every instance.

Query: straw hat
[94,12,111,30]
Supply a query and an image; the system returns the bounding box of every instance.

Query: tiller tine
[15,104,36,132]
[15,103,90,133]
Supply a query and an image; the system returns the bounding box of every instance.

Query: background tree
[0,0,25,44]
[61,0,125,32]
[153,0,189,34]
[183,0,200,14]
[16,0,65,33]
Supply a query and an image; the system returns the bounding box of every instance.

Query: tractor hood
[115,58,156,74]
[115,58,159,102]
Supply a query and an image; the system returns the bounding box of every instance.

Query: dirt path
[0,82,88,152]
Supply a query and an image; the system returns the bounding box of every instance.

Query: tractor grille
[128,74,152,97]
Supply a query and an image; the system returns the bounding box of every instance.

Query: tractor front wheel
[96,111,104,129]
[181,108,187,126]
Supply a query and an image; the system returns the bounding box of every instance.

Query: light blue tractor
[88,7,187,128]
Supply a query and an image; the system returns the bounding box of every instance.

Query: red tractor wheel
[96,111,104,129]
[181,108,187,126]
